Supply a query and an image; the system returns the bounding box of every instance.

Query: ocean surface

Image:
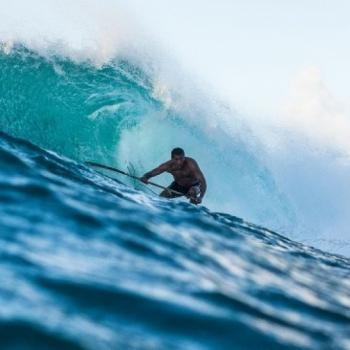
[1,129,350,350]
[0,26,350,349]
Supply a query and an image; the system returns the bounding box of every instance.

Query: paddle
[86,161,184,196]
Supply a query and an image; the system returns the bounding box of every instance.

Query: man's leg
[160,182,184,198]
[187,185,200,199]
[160,189,173,198]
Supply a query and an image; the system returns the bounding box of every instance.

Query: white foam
[0,0,141,65]
[251,67,350,255]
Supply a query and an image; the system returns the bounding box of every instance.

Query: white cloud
[281,66,350,157]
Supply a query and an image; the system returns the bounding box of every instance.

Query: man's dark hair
[171,147,185,158]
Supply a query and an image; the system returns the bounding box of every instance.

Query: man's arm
[190,160,207,202]
[141,161,171,183]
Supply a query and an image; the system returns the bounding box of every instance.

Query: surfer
[140,148,207,204]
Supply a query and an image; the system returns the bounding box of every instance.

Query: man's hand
[190,197,202,205]
[140,176,149,184]
[187,186,202,205]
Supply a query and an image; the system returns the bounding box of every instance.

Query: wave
[0,130,349,349]
[0,45,294,234]
[0,1,349,256]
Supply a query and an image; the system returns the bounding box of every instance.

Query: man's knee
[188,186,200,198]
[160,189,172,197]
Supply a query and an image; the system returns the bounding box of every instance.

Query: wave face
[0,46,295,233]
[0,130,350,350]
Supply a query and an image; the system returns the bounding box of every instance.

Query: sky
[124,0,350,117]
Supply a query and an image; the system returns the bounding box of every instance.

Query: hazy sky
[124,0,350,116]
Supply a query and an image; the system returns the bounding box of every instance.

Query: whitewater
[0,1,349,349]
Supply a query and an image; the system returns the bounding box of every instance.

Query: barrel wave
[0,45,294,231]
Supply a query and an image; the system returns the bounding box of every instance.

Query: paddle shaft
[86,161,184,196]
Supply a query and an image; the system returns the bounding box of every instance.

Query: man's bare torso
[141,149,206,204]
[167,157,198,187]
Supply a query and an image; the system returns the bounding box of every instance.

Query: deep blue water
[1,131,350,349]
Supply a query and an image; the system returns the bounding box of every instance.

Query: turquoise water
[0,46,293,230]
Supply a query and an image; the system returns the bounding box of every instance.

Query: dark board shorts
[167,181,200,198]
